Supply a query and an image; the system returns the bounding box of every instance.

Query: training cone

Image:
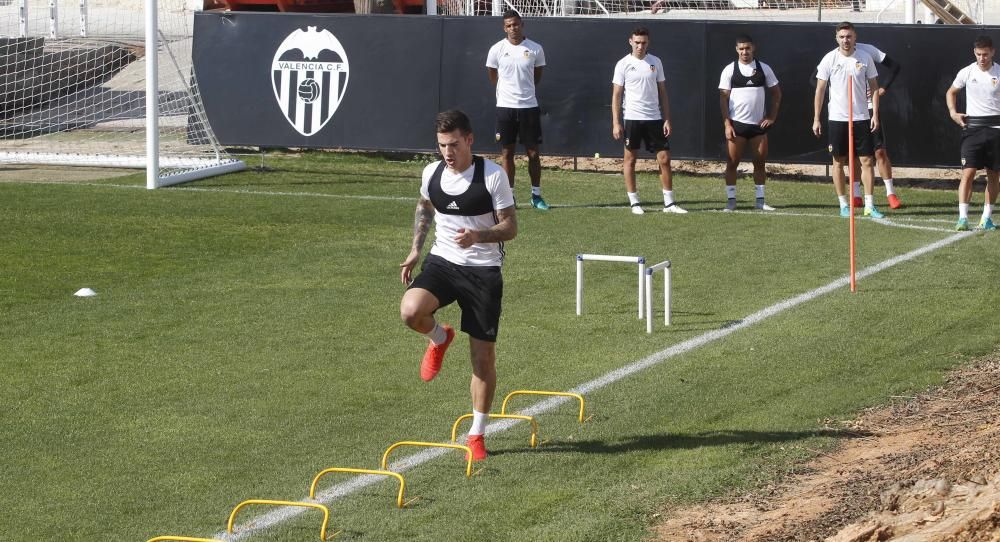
[73,288,97,297]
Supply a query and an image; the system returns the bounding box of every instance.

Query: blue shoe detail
[863,206,885,219]
[956,218,970,231]
[979,217,997,231]
[839,206,850,218]
[530,195,550,210]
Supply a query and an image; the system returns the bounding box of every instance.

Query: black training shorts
[408,253,504,342]
[827,120,874,158]
[731,120,768,140]
[624,119,670,153]
[960,126,1000,171]
[495,106,542,147]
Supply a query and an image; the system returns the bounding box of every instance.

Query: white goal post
[0,0,245,188]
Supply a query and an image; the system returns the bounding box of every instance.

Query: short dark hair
[974,35,994,49]
[735,34,753,45]
[631,26,649,38]
[436,109,472,135]
[502,9,521,20]
[836,21,855,33]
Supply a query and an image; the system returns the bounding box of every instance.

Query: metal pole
[575,257,583,316]
[146,0,159,189]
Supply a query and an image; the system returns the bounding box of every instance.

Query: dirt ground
[651,353,1000,542]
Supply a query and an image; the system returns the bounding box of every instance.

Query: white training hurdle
[575,254,646,320]
[644,260,672,333]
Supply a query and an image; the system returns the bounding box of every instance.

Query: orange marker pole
[847,75,857,293]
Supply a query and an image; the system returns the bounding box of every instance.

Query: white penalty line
[213,229,974,541]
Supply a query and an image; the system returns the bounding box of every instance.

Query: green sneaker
[955,218,970,231]
[979,217,997,231]
[530,195,550,210]
[863,206,885,219]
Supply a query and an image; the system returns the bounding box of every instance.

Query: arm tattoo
[476,207,518,243]
[411,198,435,252]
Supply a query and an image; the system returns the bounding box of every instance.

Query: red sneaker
[466,434,488,461]
[852,196,864,209]
[887,194,902,209]
[420,325,454,382]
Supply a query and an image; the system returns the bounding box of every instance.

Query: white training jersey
[855,43,886,109]
[420,158,514,267]
[951,62,1000,117]
[486,38,546,108]
[816,48,879,122]
[612,53,666,121]
[718,60,779,125]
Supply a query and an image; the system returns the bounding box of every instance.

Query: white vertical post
[145,0,159,189]
[48,0,58,38]
[903,0,914,23]
[80,0,88,37]
[637,258,645,320]
[664,267,671,326]
[645,272,653,334]
[18,0,27,37]
[425,0,436,15]
[575,256,583,316]
[492,0,502,16]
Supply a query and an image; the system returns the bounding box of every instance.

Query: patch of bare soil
[652,354,1000,542]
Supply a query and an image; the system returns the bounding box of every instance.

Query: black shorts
[960,126,1000,171]
[408,253,503,342]
[867,109,886,151]
[495,106,542,147]
[624,119,670,153]
[731,121,768,140]
[827,120,874,158]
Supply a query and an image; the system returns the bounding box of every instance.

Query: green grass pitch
[2,152,998,541]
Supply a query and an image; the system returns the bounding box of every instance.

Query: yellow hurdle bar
[450,413,539,448]
[146,537,223,542]
[227,499,331,541]
[381,441,473,478]
[309,467,407,508]
[500,390,586,422]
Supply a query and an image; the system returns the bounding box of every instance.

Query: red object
[420,324,454,382]
[466,434,488,461]
[888,194,902,209]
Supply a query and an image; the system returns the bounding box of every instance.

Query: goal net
[0,0,244,188]
[437,0,990,25]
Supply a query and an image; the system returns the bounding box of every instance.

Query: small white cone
[74,288,97,297]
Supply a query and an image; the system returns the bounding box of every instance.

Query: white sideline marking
[214,230,974,541]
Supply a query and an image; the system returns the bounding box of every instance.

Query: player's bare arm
[454,206,518,248]
[869,78,880,132]
[658,82,671,137]
[534,66,543,85]
[946,86,967,127]
[762,84,781,128]
[487,67,498,86]
[400,197,435,284]
[611,84,624,139]
[813,79,828,137]
[720,89,735,141]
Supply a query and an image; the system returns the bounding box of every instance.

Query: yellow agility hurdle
[450,413,539,448]
[227,499,332,541]
[381,441,473,478]
[146,537,224,542]
[500,390,587,422]
[309,467,407,508]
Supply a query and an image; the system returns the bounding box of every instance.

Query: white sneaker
[756,202,776,211]
[663,203,688,214]
[630,203,645,215]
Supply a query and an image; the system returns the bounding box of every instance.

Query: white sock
[959,203,970,220]
[883,178,895,195]
[426,323,448,345]
[531,186,541,197]
[983,203,993,220]
[864,195,874,209]
[469,410,488,435]
[725,185,737,199]
[663,190,675,206]
[755,184,765,198]
[838,195,849,208]
[627,192,640,206]
[853,182,862,198]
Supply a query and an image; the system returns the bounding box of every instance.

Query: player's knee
[399,299,425,329]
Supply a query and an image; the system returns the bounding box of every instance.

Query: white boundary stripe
[213,230,974,541]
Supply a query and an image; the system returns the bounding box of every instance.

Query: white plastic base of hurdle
[576,254,646,319]
[645,260,672,333]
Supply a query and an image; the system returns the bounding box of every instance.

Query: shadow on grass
[491,428,870,457]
